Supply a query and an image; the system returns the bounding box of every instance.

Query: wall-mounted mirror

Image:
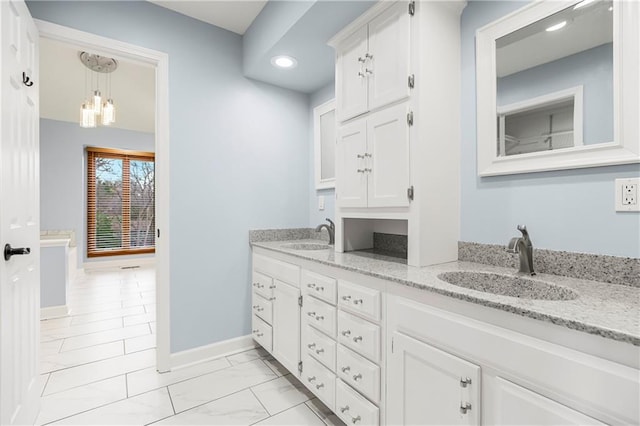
[314,99,336,189]
[476,0,639,176]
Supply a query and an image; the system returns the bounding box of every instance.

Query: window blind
[87,147,155,257]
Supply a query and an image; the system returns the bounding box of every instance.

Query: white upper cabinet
[337,103,410,208]
[336,2,411,122]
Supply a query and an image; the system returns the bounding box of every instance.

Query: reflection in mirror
[495,0,613,157]
[314,99,336,189]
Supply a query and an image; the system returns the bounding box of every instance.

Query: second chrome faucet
[507,224,535,276]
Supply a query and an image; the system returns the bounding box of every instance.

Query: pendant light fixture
[79,52,118,128]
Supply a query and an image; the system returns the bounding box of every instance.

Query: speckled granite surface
[459,241,640,288]
[251,238,640,346]
[249,228,329,243]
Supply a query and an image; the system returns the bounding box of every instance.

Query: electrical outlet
[318,195,325,211]
[615,178,640,212]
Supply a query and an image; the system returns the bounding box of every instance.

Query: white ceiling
[147,0,267,34]
[40,38,156,133]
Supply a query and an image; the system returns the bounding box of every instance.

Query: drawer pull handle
[342,295,351,301]
[308,343,316,349]
[257,307,263,312]
[353,299,363,305]
[252,329,259,333]
[460,402,472,414]
[256,333,263,337]
[307,283,316,288]
[252,305,259,309]
[352,373,362,381]
[307,376,316,383]
[340,406,350,413]
[353,336,363,343]
[460,377,472,388]
[341,330,351,337]
[307,311,316,317]
[316,286,324,292]
[316,348,325,354]
[269,297,276,301]
[269,285,276,289]
[341,366,351,373]
[315,315,324,321]
[316,383,324,389]
[352,415,361,424]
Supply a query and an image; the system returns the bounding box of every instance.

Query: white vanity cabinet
[336,102,411,208]
[336,1,411,123]
[252,254,301,373]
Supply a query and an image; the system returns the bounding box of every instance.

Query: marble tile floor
[37,267,343,426]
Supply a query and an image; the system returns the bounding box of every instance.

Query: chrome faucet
[507,225,536,276]
[315,218,335,245]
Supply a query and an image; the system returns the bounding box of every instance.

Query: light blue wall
[28,1,311,352]
[498,43,614,145]
[39,119,155,266]
[461,1,640,258]
[309,82,336,227]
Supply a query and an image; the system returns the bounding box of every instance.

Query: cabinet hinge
[407,111,414,126]
[408,74,415,89]
[391,337,394,353]
[298,360,303,373]
[408,1,415,16]
[298,295,303,307]
[407,185,414,201]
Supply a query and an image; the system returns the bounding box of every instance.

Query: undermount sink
[281,243,330,251]
[437,271,578,301]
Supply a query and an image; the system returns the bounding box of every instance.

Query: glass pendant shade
[93,90,102,115]
[102,99,116,125]
[80,103,96,128]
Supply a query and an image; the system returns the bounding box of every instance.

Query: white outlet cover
[615,178,640,212]
[318,195,325,211]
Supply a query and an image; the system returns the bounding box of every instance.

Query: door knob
[4,244,31,261]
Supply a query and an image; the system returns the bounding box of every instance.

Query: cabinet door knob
[341,366,351,373]
[340,405,350,413]
[307,283,316,288]
[307,311,316,317]
[460,377,472,388]
[460,402,472,414]
[341,330,351,337]
[308,343,316,349]
[307,376,316,383]
[316,383,324,389]
[351,415,361,424]
[342,295,351,301]
[353,336,363,343]
[316,348,325,354]
[352,373,362,382]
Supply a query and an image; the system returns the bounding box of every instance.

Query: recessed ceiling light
[546,21,567,32]
[271,55,297,69]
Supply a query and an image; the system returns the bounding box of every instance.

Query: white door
[368,1,411,111]
[491,377,605,425]
[387,332,481,426]
[367,103,410,208]
[272,280,300,375]
[336,25,368,122]
[336,118,368,208]
[0,1,41,424]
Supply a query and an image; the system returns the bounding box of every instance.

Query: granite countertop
[251,239,640,346]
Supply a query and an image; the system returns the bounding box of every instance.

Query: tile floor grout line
[249,386,273,416]
[166,386,177,415]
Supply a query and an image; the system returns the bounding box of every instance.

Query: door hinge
[408,74,415,89]
[408,1,415,16]
[407,185,414,201]
[407,111,414,126]
[298,295,303,307]
[298,360,303,373]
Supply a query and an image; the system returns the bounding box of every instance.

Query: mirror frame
[314,99,336,189]
[476,0,639,176]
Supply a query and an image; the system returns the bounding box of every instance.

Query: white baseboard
[41,305,69,320]
[169,335,257,370]
[83,256,156,271]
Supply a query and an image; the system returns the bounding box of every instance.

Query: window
[87,147,155,257]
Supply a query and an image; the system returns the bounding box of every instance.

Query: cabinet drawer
[337,310,380,363]
[253,254,300,287]
[304,295,337,338]
[302,354,336,411]
[337,345,380,403]
[252,271,274,299]
[338,280,381,321]
[305,325,337,372]
[302,270,337,305]
[252,314,272,353]
[336,379,379,426]
[252,292,272,324]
